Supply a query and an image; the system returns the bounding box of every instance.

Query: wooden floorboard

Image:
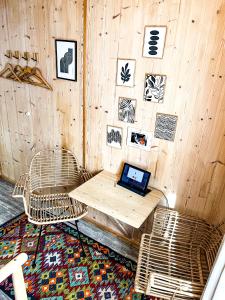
[0,177,138,299]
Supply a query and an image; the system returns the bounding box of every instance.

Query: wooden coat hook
[12,51,21,60]
[22,52,30,61]
[5,50,12,59]
[31,52,38,63]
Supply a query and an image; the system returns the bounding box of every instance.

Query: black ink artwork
[55,40,77,81]
[60,48,73,73]
[148,30,159,56]
[118,98,136,123]
[120,63,131,83]
[144,74,166,103]
[143,26,166,59]
[154,113,178,141]
[131,132,147,146]
[107,126,122,148]
[116,59,135,87]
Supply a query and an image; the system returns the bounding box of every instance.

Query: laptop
[117,163,151,196]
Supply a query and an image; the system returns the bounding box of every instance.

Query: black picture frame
[55,39,77,81]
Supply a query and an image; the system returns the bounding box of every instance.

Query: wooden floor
[0,178,138,299]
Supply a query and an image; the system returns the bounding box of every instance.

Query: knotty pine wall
[85,0,225,231]
[0,0,84,180]
[0,0,225,242]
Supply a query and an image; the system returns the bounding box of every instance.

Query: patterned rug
[0,214,159,300]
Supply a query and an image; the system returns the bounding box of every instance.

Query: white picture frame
[116,59,135,87]
[143,26,167,59]
[127,127,152,151]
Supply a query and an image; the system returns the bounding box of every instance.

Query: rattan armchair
[135,207,222,300]
[13,149,92,267]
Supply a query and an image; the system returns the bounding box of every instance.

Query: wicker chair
[13,149,92,267]
[135,207,222,300]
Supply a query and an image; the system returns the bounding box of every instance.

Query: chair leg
[141,294,145,300]
[75,220,86,257]
[32,225,43,268]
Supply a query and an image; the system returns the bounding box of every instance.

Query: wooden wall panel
[0,0,225,242]
[0,0,84,181]
[85,0,225,231]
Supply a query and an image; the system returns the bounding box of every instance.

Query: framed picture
[143,26,167,59]
[55,39,77,81]
[127,127,152,151]
[144,74,166,103]
[118,97,136,123]
[154,113,178,141]
[116,59,135,87]
[107,125,122,149]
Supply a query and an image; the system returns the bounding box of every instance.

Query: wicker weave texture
[134,207,222,299]
[13,149,92,225]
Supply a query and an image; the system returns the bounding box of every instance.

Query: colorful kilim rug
[0,214,160,300]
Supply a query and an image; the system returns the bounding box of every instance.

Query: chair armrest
[12,173,29,198]
[152,207,208,240]
[147,272,204,298]
[0,253,28,300]
[79,167,93,183]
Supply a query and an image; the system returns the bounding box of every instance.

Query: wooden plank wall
[85,0,225,233]
[0,0,225,242]
[0,0,84,181]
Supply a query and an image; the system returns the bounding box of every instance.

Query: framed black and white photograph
[118,97,136,123]
[127,127,152,151]
[154,113,178,142]
[107,125,122,149]
[144,74,166,103]
[143,26,167,59]
[55,39,77,81]
[116,59,135,87]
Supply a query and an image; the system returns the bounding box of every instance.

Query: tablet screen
[120,163,151,191]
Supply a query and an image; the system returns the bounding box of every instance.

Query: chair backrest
[152,207,222,271]
[29,149,80,192]
[152,207,211,246]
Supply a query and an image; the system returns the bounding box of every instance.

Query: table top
[69,170,162,228]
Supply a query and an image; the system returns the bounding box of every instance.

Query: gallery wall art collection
[107,25,178,151]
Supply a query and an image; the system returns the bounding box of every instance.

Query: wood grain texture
[69,170,162,228]
[0,0,84,180]
[0,0,225,242]
[85,0,225,226]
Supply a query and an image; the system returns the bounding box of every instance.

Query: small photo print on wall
[116,59,135,87]
[127,127,152,151]
[143,26,167,58]
[144,74,166,103]
[118,97,136,123]
[154,113,178,142]
[107,125,122,149]
[55,39,77,81]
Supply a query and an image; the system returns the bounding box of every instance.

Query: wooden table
[69,170,162,229]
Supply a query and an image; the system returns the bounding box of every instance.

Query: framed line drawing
[154,113,178,141]
[118,97,136,123]
[107,125,122,149]
[144,73,167,103]
[127,127,152,151]
[116,59,136,87]
[55,39,77,81]
[143,26,167,59]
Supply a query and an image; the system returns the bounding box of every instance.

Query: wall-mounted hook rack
[5,50,12,59]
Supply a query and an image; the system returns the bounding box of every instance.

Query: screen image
[127,167,144,183]
[121,163,150,191]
